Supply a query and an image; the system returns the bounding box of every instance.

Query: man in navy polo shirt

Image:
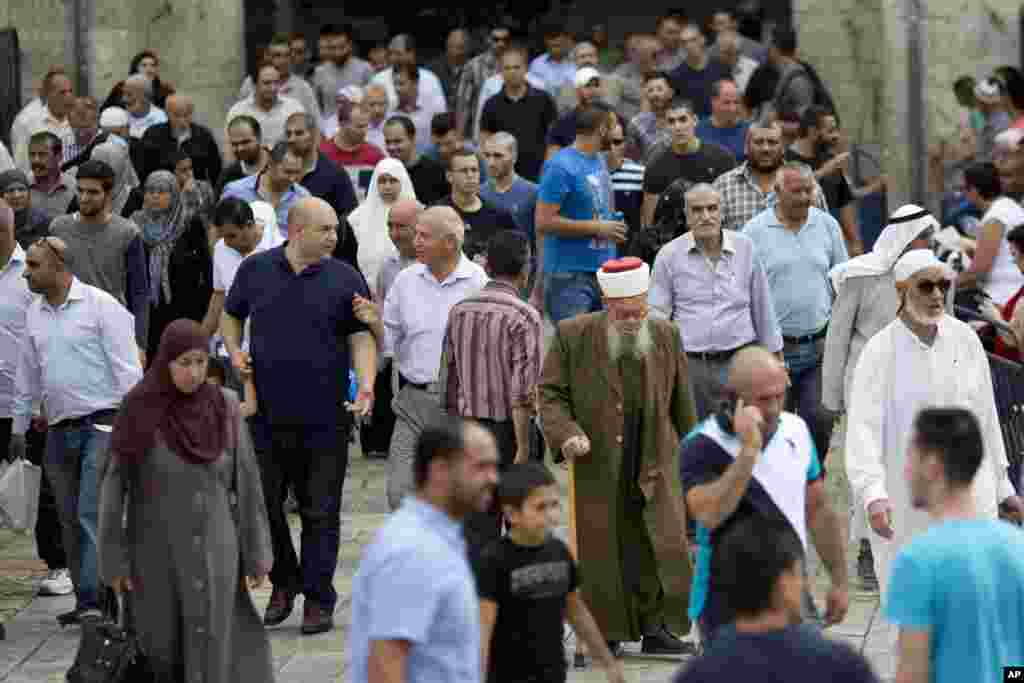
[222,196,378,635]
[680,346,848,647]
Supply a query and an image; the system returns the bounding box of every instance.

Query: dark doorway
[0,29,22,148]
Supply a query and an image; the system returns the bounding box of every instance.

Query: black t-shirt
[408,156,450,206]
[642,142,736,198]
[481,87,559,182]
[785,147,854,213]
[545,109,579,149]
[674,624,880,683]
[440,196,519,262]
[475,535,579,683]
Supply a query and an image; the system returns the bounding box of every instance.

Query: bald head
[421,206,465,244]
[289,197,336,232]
[390,198,424,225]
[727,346,786,396]
[166,94,194,134]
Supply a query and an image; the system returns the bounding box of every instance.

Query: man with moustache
[714,121,828,233]
[845,249,1023,675]
[539,256,697,655]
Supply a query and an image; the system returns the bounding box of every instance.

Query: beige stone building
[3,0,1020,208]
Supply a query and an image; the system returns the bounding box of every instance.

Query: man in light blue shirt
[480,132,538,283]
[535,101,625,322]
[743,161,847,463]
[221,140,311,238]
[12,236,142,624]
[528,22,577,99]
[349,416,498,683]
[885,407,1024,683]
[649,184,782,418]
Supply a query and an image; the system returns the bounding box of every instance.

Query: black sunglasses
[916,279,952,296]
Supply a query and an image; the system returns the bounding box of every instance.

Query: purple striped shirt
[443,281,543,421]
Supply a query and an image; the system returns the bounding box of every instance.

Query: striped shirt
[610,160,646,232]
[442,281,543,421]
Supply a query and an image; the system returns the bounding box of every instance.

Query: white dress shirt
[0,245,33,418]
[13,278,143,433]
[11,104,74,170]
[382,255,488,384]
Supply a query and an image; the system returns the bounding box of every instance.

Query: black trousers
[249,415,351,609]
[464,418,517,567]
[359,361,397,454]
[0,419,66,570]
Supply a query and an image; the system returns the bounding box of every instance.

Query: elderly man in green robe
[539,256,697,655]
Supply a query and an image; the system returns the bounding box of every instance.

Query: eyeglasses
[916,279,952,296]
[33,237,65,264]
[610,139,626,146]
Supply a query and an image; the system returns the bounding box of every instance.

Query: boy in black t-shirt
[476,464,625,683]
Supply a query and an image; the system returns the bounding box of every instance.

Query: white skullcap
[996,127,1024,150]
[597,257,650,299]
[574,67,601,89]
[893,249,951,282]
[99,107,130,128]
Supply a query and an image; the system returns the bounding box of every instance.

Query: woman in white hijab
[820,204,939,590]
[347,158,417,298]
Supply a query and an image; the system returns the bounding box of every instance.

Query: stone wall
[0,0,68,105]
[795,0,1021,208]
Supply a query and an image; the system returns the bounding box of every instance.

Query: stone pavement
[0,451,893,682]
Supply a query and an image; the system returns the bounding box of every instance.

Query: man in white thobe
[845,248,1023,675]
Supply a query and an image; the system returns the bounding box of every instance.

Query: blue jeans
[544,272,603,324]
[783,337,834,465]
[45,415,112,611]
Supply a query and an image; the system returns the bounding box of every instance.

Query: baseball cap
[574,67,601,89]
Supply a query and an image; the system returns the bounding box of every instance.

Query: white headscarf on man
[348,157,417,295]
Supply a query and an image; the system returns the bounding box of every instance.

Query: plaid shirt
[626,112,671,164]
[713,161,829,233]
[456,51,499,137]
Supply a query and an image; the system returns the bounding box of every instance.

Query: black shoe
[642,626,696,655]
[606,641,624,658]
[857,540,878,591]
[57,608,84,627]
[301,602,334,635]
[573,651,587,668]
[263,589,296,626]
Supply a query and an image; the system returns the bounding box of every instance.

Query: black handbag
[66,592,156,683]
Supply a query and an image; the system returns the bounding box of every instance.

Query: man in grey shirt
[48,159,149,358]
[312,24,373,113]
[648,183,782,419]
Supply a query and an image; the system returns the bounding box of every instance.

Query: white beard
[904,296,944,327]
[607,319,653,362]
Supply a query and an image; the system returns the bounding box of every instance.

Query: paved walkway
[0,452,893,682]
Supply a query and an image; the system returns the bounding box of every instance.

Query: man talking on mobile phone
[680,346,849,649]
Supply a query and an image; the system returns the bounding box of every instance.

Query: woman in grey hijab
[129,170,213,358]
[0,169,52,248]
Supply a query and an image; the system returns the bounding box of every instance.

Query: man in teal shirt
[885,407,1024,683]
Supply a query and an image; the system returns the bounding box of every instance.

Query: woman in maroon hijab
[98,319,274,683]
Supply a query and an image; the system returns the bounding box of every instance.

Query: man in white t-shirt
[202,198,282,360]
[960,161,1024,305]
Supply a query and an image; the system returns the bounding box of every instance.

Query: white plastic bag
[0,458,41,531]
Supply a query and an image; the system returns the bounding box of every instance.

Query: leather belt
[398,373,430,391]
[52,408,117,430]
[783,326,828,345]
[686,347,744,363]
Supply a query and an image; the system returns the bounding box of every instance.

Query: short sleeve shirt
[884,519,1024,683]
[537,146,616,273]
[475,536,578,683]
[680,414,822,637]
[223,246,369,426]
[642,143,737,198]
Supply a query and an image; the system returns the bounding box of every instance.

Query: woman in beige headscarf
[90,139,141,216]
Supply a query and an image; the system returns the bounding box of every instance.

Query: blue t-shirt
[696,118,750,162]
[884,519,1024,683]
[537,147,616,273]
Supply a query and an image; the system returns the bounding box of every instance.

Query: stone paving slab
[0,453,892,682]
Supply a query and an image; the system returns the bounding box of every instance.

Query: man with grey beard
[539,256,698,656]
[845,248,1023,676]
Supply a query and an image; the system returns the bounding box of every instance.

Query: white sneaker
[38,568,73,596]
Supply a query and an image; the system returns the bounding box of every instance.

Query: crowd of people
[2,7,1024,683]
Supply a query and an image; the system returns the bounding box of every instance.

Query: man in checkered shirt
[713,120,827,232]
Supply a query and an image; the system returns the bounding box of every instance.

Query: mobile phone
[715,394,737,435]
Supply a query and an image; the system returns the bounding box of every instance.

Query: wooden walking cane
[567,460,587,667]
